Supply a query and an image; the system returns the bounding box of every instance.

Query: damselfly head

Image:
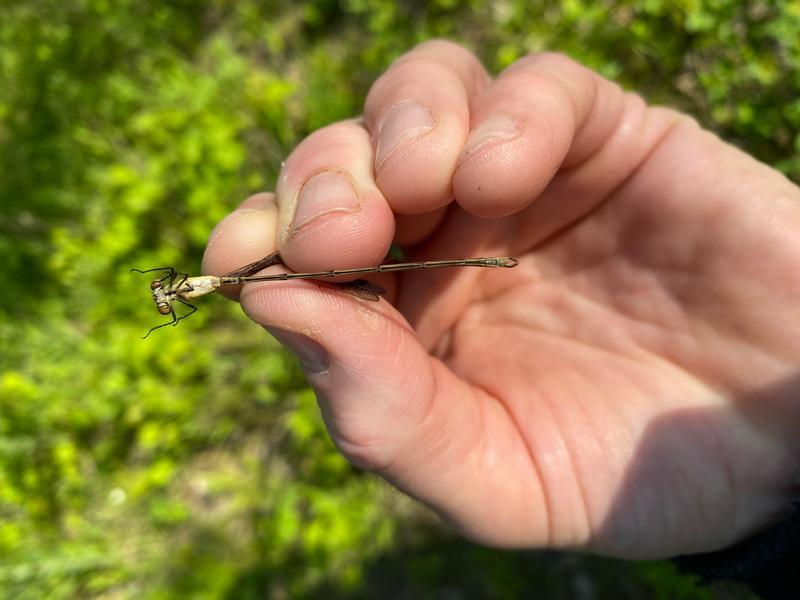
[157,302,172,315]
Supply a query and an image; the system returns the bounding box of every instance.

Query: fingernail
[459,113,518,163]
[376,101,434,168]
[266,327,329,374]
[291,170,360,236]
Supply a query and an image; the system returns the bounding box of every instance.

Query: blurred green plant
[1,0,791,597]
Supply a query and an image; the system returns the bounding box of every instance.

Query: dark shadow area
[222,530,756,600]
[596,372,800,549]
[591,372,800,598]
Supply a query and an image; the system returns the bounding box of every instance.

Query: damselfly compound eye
[157,303,172,315]
[151,280,162,290]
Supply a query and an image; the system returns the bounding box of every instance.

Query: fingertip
[279,179,395,271]
[451,53,609,218]
[202,192,279,299]
[240,280,437,472]
[371,99,466,214]
[453,91,574,218]
[453,114,569,218]
[236,191,275,211]
[275,122,396,272]
[364,41,489,215]
[374,141,461,215]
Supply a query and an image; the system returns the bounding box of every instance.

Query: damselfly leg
[131,266,176,279]
[141,309,177,339]
[140,297,196,339]
[172,298,197,325]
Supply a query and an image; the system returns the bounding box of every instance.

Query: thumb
[240,278,537,547]
[241,277,440,471]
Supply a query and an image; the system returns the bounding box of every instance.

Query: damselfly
[132,251,519,338]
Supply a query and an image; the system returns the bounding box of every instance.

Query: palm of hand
[398,123,800,557]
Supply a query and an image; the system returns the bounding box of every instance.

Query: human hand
[202,40,800,559]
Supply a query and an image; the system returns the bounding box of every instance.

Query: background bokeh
[2,0,797,597]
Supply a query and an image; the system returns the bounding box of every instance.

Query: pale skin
[202,40,800,559]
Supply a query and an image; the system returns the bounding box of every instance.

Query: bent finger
[453,53,626,217]
[364,40,490,214]
[275,120,395,272]
[201,192,278,300]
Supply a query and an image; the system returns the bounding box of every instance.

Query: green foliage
[0,0,791,597]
